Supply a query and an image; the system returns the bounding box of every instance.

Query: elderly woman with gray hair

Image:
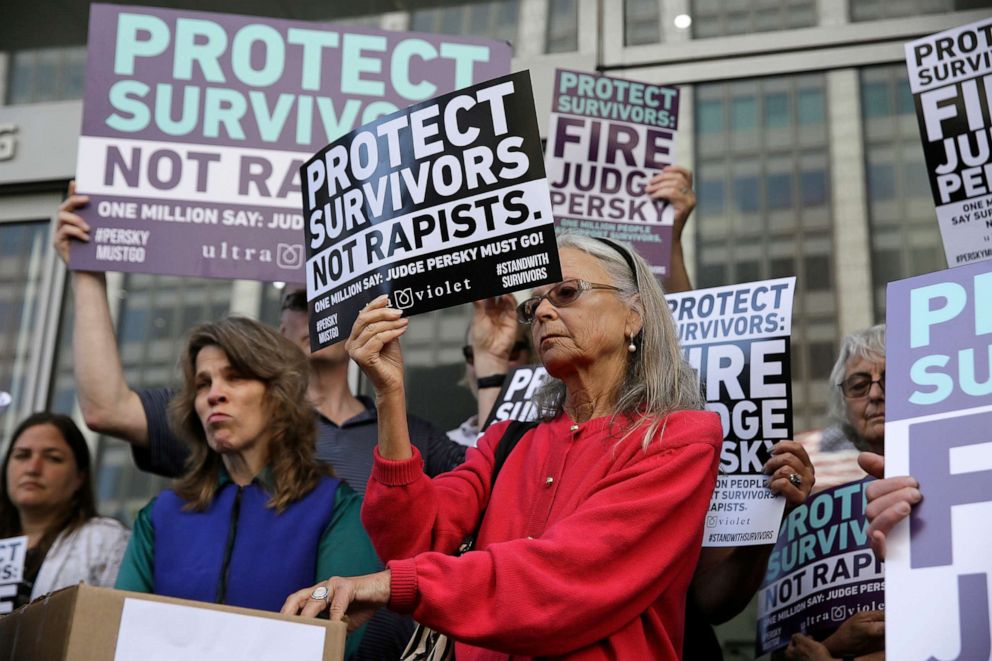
[284,233,722,660]
[785,324,887,661]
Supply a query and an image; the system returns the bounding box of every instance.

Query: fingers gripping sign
[763,440,815,510]
[346,295,409,396]
[55,180,93,265]
[645,165,695,240]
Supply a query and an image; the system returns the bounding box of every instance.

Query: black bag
[400,420,539,661]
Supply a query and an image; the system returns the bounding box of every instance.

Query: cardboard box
[0,584,346,661]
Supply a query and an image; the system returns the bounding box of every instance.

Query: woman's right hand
[346,295,409,396]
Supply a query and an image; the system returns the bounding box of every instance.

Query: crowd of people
[0,166,926,660]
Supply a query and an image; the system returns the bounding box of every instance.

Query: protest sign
[71,4,511,282]
[545,69,679,275]
[756,480,884,655]
[482,364,549,430]
[905,17,992,267]
[302,70,561,350]
[0,535,27,614]
[667,277,795,546]
[884,260,992,660]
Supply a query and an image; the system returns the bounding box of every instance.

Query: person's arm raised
[56,183,149,446]
[470,294,521,427]
[645,165,695,294]
[346,295,412,461]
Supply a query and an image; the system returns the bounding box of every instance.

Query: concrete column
[827,69,875,335]
[517,0,548,57]
[229,279,264,319]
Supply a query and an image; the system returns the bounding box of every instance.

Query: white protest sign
[114,598,329,661]
[667,278,796,546]
[0,535,28,614]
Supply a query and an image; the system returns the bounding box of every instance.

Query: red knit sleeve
[387,415,720,656]
[361,420,514,563]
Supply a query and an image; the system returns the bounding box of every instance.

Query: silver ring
[680,187,689,194]
[788,473,802,487]
[310,586,329,601]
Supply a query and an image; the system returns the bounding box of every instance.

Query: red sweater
[363,410,721,660]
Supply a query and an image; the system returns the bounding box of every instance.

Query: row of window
[8,0,990,104]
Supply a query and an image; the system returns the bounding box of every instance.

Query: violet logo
[276,244,303,269]
[392,288,415,310]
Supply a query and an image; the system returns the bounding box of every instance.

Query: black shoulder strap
[456,419,538,556]
[491,420,539,487]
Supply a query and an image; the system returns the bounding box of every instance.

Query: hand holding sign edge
[346,295,409,398]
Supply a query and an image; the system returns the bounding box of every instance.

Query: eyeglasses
[462,340,529,366]
[838,372,885,398]
[516,279,622,324]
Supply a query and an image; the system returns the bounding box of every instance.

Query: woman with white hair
[285,233,722,659]
[786,325,887,661]
[827,324,886,455]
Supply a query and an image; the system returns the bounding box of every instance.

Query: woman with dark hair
[114,317,379,658]
[1,412,129,608]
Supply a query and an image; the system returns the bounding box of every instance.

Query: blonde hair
[533,232,703,447]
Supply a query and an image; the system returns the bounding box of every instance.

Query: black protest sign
[905,18,992,267]
[481,364,550,430]
[302,71,561,350]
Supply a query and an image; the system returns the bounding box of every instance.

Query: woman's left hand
[764,440,815,510]
[346,296,409,396]
[281,570,392,631]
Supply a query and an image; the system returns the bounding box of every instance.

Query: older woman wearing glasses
[785,325,887,661]
[284,233,722,660]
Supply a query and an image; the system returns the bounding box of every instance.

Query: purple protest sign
[71,4,510,282]
[756,480,884,656]
[545,69,680,276]
[884,259,992,660]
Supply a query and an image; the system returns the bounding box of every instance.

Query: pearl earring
[628,334,636,353]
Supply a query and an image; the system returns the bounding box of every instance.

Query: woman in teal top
[115,317,379,658]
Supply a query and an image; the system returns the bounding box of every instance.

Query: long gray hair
[533,232,703,447]
[828,324,885,450]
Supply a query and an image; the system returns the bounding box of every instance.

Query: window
[0,222,48,440]
[849,0,981,21]
[546,0,579,53]
[624,0,661,46]
[860,65,944,319]
[692,0,817,38]
[411,1,520,49]
[694,73,837,431]
[7,47,86,104]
